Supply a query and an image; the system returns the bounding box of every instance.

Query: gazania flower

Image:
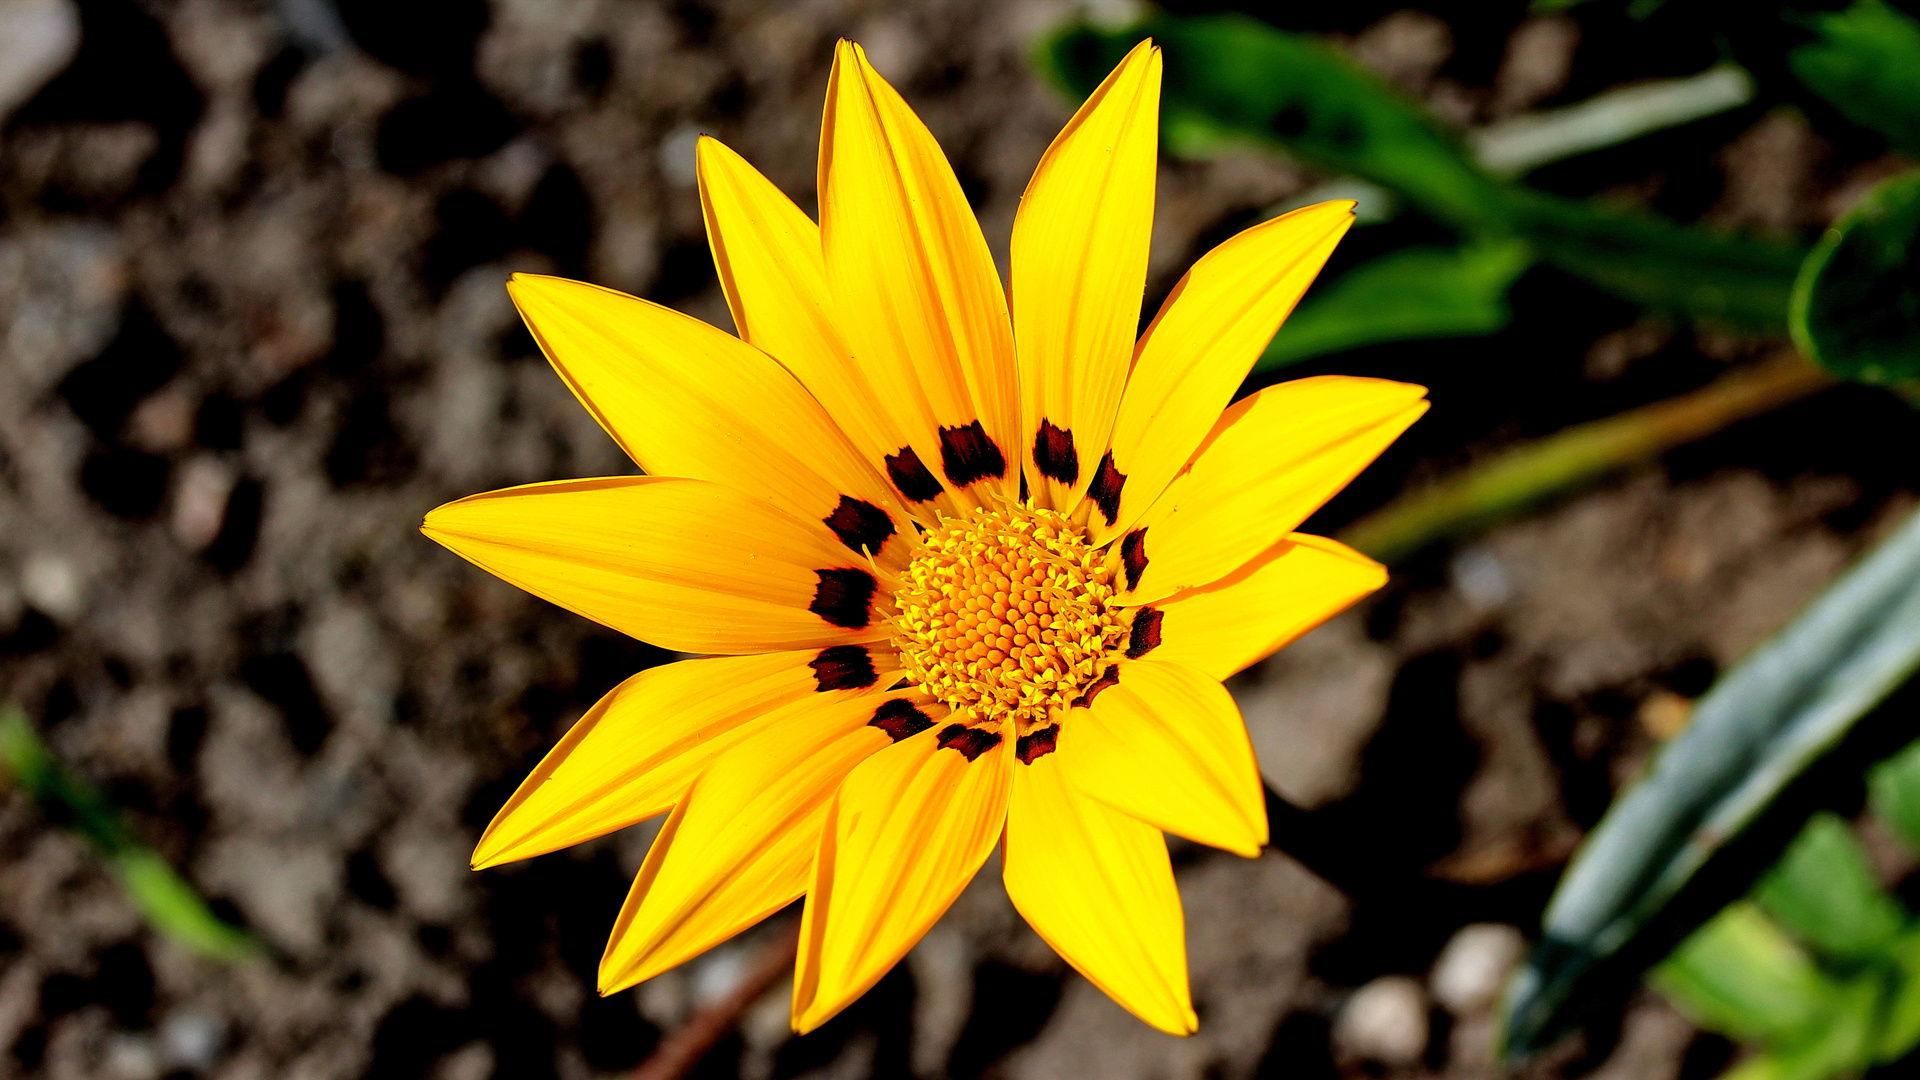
[423,39,1426,1035]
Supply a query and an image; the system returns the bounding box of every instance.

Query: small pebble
[1430,922,1527,1016]
[1334,974,1429,1067]
[20,552,84,621]
[0,0,79,125]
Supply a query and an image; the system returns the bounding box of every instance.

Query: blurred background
[2,0,1919,1078]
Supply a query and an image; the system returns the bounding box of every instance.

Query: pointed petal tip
[597,955,651,999]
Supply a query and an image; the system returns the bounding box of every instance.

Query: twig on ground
[628,921,803,1080]
[1339,351,1832,564]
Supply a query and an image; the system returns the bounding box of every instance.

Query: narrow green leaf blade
[0,706,258,961]
[1500,505,1920,1056]
[1790,169,1920,383]
[114,849,259,962]
[1035,14,1506,231]
[1257,240,1531,371]
[1035,15,1801,331]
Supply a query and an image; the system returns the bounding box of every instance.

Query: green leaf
[0,706,259,961]
[1036,15,1802,331]
[115,849,257,962]
[1654,902,1838,1044]
[1256,240,1531,371]
[1512,189,1804,331]
[1790,170,1920,383]
[1869,737,1920,849]
[1790,0,1920,159]
[1753,813,1905,961]
[1720,976,1882,1080]
[1499,504,1920,1056]
[1878,928,1920,1063]
[1035,14,1508,232]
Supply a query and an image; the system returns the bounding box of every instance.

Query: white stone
[656,122,703,188]
[170,456,236,551]
[1333,975,1429,1068]
[20,550,84,620]
[158,1009,225,1070]
[0,0,79,125]
[1430,923,1527,1016]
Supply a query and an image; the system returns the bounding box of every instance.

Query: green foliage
[0,706,258,962]
[1036,12,1805,346]
[1654,903,1836,1044]
[1752,813,1904,962]
[1258,241,1530,371]
[1039,13,1503,230]
[1791,170,1920,382]
[1655,798,1920,1079]
[1790,0,1920,158]
[1499,504,1920,1055]
[1870,738,1920,847]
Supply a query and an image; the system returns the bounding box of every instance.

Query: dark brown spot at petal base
[810,567,876,629]
[870,698,934,741]
[937,723,1002,761]
[1120,528,1149,591]
[810,645,878,691]
[1073,665,1119,708]
[886,446,943,503]
[1126,608,1163,659]
[939,421,1007,486]
[1088,451,1125,525]
[1032,421,1078,484]
[1015,725,1057,764]
[823,496,895,555]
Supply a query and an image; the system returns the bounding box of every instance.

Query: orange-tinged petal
[1004,753,1195,1034]
[1138,535,1386,680]
[473,647,905,870]
[421,476,891,654]
[1118,376,1426,603]
[819,40,1019,509]
[696,137,928,511]
[598,688,935,993]
[506,273,910,564]
[1088,201,1356,545]
[792,722,1011,1032]
[1059,659,1266,857]
[1011,40,1160,512]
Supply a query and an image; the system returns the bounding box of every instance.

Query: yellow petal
[422,476,892,654]
[1059,659,1266,857]
[1004,752,1195,1035]
[1088,201,1356,545]
[696,137,924,511]
[507,273,910,563]
[1118,376,1427,603]
[1138,535,1386,680]
[792,721,1011,1032]
[598,688,936,993]
[474,646,904,870]
[1011,40,1160,512]
[819,40,1019,509]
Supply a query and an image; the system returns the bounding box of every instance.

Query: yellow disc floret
[891,504,1128,732]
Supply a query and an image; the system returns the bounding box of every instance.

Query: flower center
[891,504,1128,733]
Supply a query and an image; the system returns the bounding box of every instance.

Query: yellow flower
[422,39,1426,1036]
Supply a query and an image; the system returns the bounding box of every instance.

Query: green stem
[1339,353,1833,564]
[0,706,258,961]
